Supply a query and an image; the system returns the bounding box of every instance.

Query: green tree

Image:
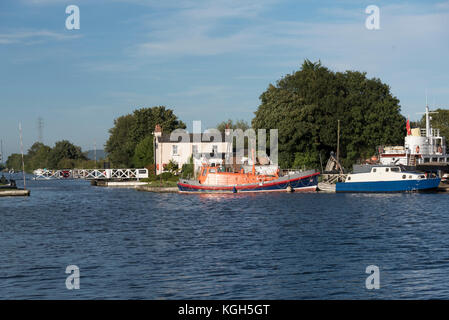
[252,60,405,169]
[216,119,250,134]
[48,140,86,169]
[6,153,23,171]
[105,114,136,168]
[165,159,179,174]
[25,142,52,171]
[105,106,186,168]
[181,156,194,179]
[132,136,153,168]
[418,108,449,140]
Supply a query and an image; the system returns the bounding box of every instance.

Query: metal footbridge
[33,168,149,180]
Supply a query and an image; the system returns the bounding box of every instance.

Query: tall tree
[105,106,186,168]
[132,136,153,168]
[418,108,449,140]
[48,140,86,169]
[105,114,136,167]
[252,60,405,169]
[6,154,22,171]
[25,142,52,170]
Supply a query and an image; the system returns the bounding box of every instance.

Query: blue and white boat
[336,166,441,192]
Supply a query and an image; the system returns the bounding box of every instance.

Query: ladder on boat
[409,155,416,166]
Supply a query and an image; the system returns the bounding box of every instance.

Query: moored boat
[335,166,440,192]
[178,165,319,193]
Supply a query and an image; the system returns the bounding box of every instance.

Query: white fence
[33,168,148,180]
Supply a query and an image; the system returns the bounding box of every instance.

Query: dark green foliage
[132,136,153,168]
[252,60,405,169]
[6,153,22,171]
[417,108,449,140]
[6,140,90,171]
[180,156,194,179]
[165,159,179,174]
[48,140,87,168]
[105,106,186,168]
[104,114,136,168]
[216,119,250,134]
[160,172,179,181]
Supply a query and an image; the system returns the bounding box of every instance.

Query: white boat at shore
[336,166,440,192]
[379,105,449,166]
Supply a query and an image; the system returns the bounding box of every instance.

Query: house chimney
[154,124,162,137]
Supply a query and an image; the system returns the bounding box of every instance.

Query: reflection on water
[1,178,449,299]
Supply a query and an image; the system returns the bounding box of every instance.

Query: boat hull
[336,178,441,193]
[178,172,319,193]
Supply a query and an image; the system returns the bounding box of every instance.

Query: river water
[1,177,449,299]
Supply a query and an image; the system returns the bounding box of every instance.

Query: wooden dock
[437,182,449,192]
[136,185,178,193]
[0,189,30,197]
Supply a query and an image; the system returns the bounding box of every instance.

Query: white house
[153,125,231,175]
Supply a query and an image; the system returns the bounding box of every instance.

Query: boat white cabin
[379,105,449,166]
[345,166,425,183]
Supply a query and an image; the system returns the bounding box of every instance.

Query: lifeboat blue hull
[178,173,319,193]
[336,178,441,193]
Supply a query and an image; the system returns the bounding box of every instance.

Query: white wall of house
[154,140,229,175]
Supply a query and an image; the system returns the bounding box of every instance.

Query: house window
[192,145,198,155]
[172,145,178,155]
[212,145,218,156]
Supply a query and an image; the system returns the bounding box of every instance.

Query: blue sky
[1,0,449,159]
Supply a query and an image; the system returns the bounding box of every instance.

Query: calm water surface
[1,177,449,299]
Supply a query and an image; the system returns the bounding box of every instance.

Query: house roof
[156,133,227,143]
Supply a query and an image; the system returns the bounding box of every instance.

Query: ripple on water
[1,179,449,298]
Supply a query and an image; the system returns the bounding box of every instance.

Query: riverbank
[91,180,148,188]
[136,185,178,193]
[0,189,30,197]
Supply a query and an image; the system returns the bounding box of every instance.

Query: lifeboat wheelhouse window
[201,168,207,176]
[209,168,216,173]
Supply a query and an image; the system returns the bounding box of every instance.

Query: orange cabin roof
[198,165,278,186]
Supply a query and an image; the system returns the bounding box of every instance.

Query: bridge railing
[33,168,148,180]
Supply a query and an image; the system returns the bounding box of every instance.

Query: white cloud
[0,30,82,45]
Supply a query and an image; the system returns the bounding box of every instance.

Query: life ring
[415,146,420,154]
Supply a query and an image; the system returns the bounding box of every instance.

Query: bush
[160,172,178,181]
[180,163,194,179]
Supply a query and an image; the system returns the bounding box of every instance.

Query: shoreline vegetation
[4,60,449,176]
